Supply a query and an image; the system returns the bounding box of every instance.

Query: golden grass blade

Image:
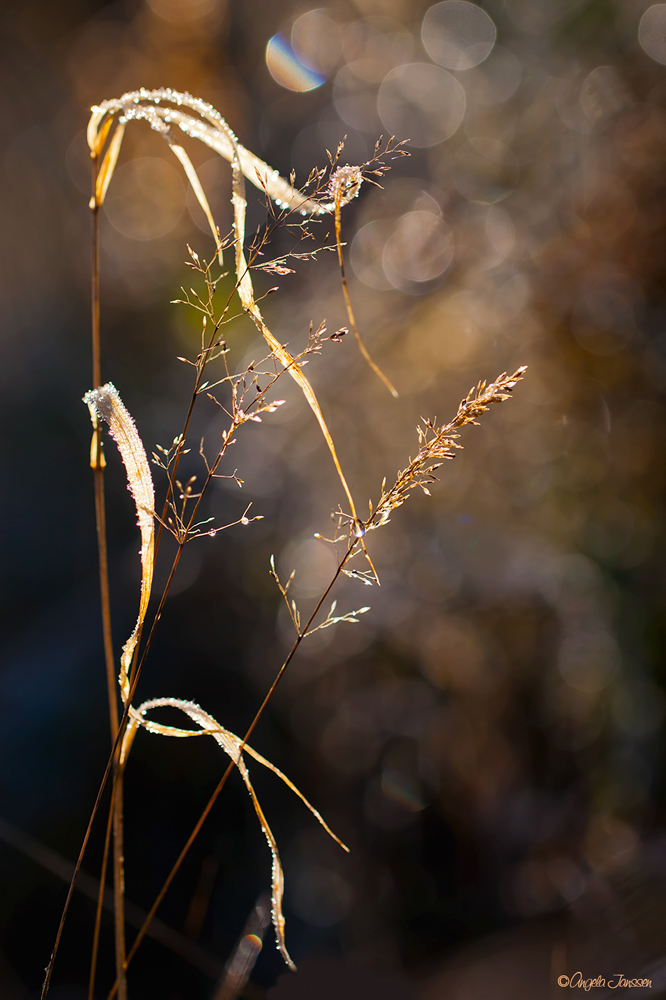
[260,321,358,523]
[92,122,126,208]
[88,90,326,214]
[223,123,360,524]
[88,116,113,162]
[131,698,292,966]
[169,142,222,263]
[240,744,349,853]
[129,697,349,969]
[84,384,155,704]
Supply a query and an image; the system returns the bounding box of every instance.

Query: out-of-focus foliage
[2,0,666,997]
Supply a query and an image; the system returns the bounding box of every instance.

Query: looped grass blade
[128,697,349,969]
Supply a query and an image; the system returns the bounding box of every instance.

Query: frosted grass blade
[84,384,155,703]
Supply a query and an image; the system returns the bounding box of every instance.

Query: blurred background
[2,0,666,997]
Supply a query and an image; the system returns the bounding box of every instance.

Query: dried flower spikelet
[83,383,155,703]
[329,165,363,206]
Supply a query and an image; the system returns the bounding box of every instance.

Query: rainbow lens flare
[266,33,326,92]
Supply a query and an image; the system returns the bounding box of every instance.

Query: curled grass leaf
[84,384,155,703]
[126,697,349,969]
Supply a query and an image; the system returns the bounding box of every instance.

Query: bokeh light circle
[473,45,522,104]
[292,9,343,74]
[146,0,219,22]
[378,63,466,147]
[333,61,382,131]
[453,138,519,203]
[280,539,338,598]
[266,34,325,92]
[351,221,394,290]
[422,1,497,71]
[638,4,666,64]
[185,158,230,237]
[383,211,455,288]
[104,157,185,240]
[557,66,628,135]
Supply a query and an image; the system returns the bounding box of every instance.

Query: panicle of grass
[366,367,528,532]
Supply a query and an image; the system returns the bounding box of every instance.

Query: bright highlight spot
[266,34,326,92]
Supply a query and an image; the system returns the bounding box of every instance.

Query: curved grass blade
[84,384,155,703]
[88,90,326,214]
[169,142,223,263]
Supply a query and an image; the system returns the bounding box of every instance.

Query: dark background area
[2,0,666,997]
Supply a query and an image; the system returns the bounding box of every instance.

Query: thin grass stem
[90,151,128,1000]
[334,192,397,398]
[88,784,115,1000]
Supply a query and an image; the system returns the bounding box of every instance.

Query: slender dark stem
[90,153,128,1000]
[40,584,175,1000]
[112,771,127,1000]
[91,162,119,745]
[88,784,115,1000]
